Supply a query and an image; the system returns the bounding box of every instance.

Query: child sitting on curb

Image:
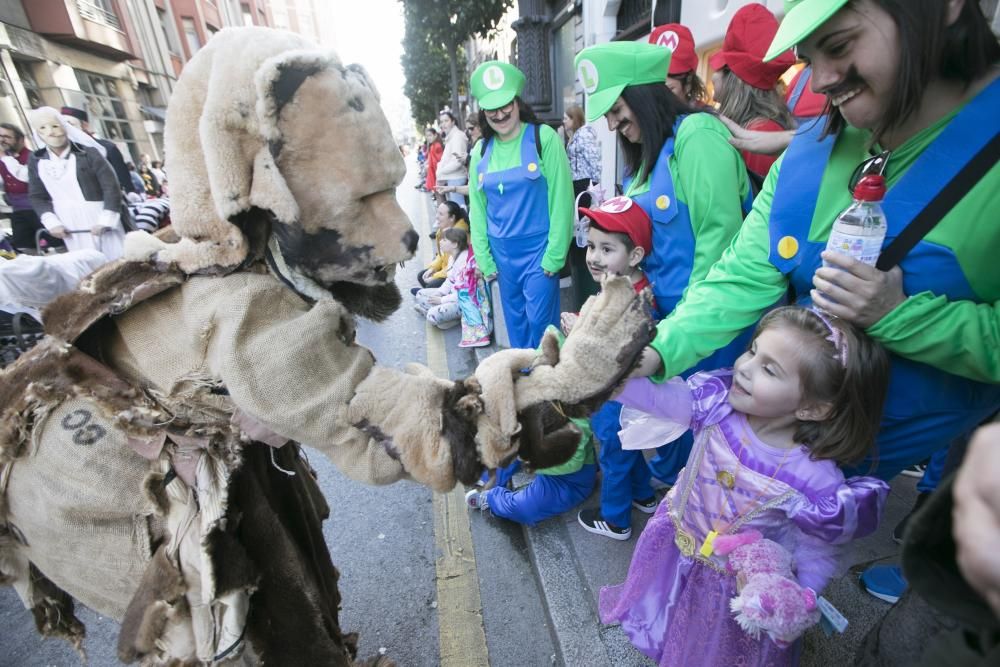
[465,325,596,525]
[414,201,469,291]
[413,227,469,329]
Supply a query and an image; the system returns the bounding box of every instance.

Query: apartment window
[158,8,182,55]
[182,17,202,55]
[76,71,139,164]
[13,60,43,109]
[77,0,122,30]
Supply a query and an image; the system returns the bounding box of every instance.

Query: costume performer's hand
[954,423,1000,618]
[469,278,654,471]
[810,251,906,327]
[347,363,487,492]
[48,225,67,239]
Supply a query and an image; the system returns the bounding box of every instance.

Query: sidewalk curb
[522,519,611,667]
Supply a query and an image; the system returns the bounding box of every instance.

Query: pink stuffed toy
[712,530,821,648]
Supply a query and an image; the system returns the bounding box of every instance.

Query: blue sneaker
[860,564,907,604]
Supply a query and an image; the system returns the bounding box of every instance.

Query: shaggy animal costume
[0,27,653,665]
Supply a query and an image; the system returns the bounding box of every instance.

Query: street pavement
[0,154,912,666]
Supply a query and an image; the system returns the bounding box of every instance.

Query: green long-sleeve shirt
[650,106,1000,385]
[467,123,574,277]
[626,113,750,291]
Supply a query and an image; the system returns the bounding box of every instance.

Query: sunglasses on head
[848,149,891,193]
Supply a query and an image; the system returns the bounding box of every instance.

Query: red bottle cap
[853,174,886,201]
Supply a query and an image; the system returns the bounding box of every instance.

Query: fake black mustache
[489,111,513,124]
[822,67,866,102]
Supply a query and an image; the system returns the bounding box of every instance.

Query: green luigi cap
[765,0,850,62]
[574,42,671,123]
[470,61,526,111]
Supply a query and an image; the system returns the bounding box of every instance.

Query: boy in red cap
[648,23,708,106]
[561,195,654,335]
[561,196,660,540]
[709,4,796,179]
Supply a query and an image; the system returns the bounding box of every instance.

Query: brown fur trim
[41,260,185,344]
[0,341,171,464]
[441,378,486,486]
[28,563,86,659]
[117,545,188,663]
[142,471,172,517]
[204,517,260,599]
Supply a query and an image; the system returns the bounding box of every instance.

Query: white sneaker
[465,488,489,511]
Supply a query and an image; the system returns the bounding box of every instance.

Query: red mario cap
[579,196,652,254]
[648,24,699,75]
[708,4,795,90]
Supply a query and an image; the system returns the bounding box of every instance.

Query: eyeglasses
[484,101,515,118]
[848,149,891,193]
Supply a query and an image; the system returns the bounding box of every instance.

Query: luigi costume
[574,43,753,515]
[468,61,574,351]
[646,0,1000,496]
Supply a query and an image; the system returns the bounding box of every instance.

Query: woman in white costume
[26,106,125,260]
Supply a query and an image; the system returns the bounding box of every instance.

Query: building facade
[0,0,327,169]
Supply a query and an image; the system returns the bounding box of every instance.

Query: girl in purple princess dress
[602,306,891,666]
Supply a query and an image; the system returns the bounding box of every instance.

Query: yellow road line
[417,187,489,666]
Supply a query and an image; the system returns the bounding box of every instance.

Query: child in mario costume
[560,197,662,541]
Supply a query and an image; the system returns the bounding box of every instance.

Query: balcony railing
[77,0,122,31]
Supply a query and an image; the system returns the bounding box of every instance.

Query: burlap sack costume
[0,27,653,665]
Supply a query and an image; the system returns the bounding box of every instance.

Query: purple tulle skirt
[599,502,798,667]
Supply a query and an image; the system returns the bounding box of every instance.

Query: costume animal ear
[153,28,321,272]
[251,49,344,225]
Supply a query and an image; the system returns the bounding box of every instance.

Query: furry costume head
[126,27,417,319]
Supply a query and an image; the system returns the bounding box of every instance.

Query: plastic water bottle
[823,174,887,267]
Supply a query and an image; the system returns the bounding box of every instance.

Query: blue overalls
[477,125,561,350]
[483,459,597,527]
[768,78,1000,483]
[594,117,756,528]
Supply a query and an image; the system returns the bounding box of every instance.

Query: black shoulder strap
[876,131,1000,271]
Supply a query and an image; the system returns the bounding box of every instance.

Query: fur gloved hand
[511,275,655,411]
[713,530,821,648]
[470,276,654,472]
[347,363,485,493]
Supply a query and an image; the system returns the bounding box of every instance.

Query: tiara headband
[809,307,848,368]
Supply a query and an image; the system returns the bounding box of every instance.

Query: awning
[141,105,167,121]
